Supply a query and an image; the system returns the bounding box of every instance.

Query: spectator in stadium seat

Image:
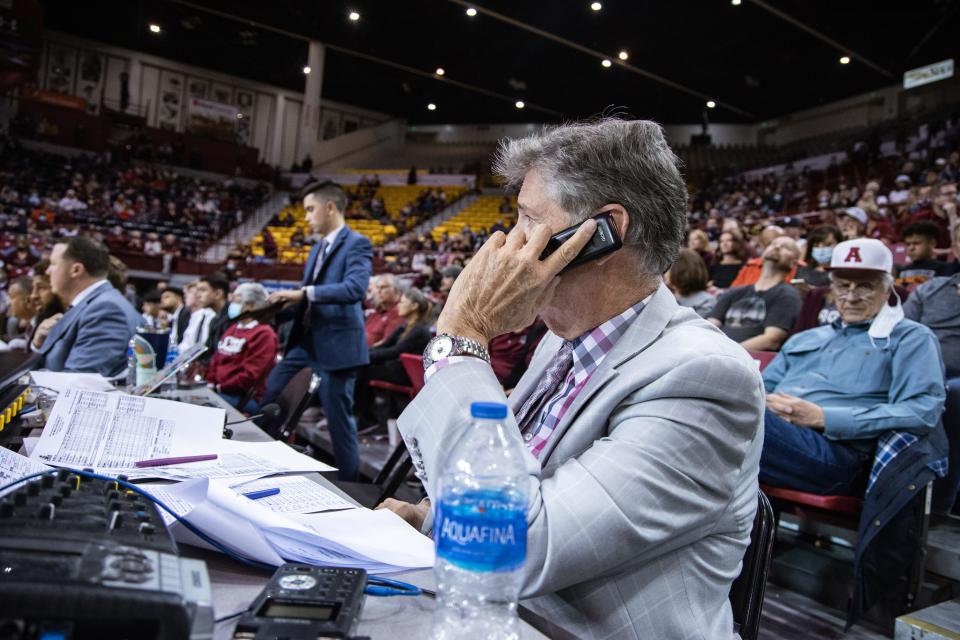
[206,283,279,411]
[365,274,405,347]
[686,229,713,267]
[355,288,433,427]
[438,265,462,298]
[179,279,217,353]
[795,224,843,288]
[200,275,231,362]
[5,277,35,349]
[781,216,807,254]
[837,206,867,240]
[708,231,747,289]
[666,248,715,318]
[888,174,912,204]
[160,286,190,348]
[33,237,140,377]
[760,238,945,496]
[708,236,802,350]
[897,221,951,286]
[140,289,168,330]
[27,262,63,350]
[904,230,960,515]
[729,225,797,287]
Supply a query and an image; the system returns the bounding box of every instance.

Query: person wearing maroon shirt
[206,282,279,411]
[365,274,405,346]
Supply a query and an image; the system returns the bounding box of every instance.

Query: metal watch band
[453,335,490,364]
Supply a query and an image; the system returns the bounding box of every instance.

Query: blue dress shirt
[762,318,945,445]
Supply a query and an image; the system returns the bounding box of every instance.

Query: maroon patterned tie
[514,340,574,434]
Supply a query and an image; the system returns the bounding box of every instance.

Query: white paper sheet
[30,389,224,471]
[30,371,116,393]
[127,439,336,481]
[139,475,432,572]
[0,447,51,496]
[223,475,356,514]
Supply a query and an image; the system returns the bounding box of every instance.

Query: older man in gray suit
[381,118,765,639]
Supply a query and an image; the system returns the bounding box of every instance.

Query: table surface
[166,388,550,640]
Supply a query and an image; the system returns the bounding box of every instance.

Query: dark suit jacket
[287,228,373,371]
[175,306,191,342]
[39,281,141,377]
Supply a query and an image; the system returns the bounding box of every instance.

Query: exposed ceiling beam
[748,0,894,78]
[446,0,755,119]
[167,0,565,117]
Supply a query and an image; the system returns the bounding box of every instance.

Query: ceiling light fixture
[706,100,716,109]
[149,23,161,34]
[436,68,445,76]
[601,59,612,68]
[618,50,628,61]
[590,2,602,11]
[465,7,477,17]
[515,100,525,109]
[348,11,360,21]
[839,55,851,65]
[303,66,311,74]
[427,103,437,111]
[731,0,741,6]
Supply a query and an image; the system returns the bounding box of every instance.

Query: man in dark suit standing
[264,181,372,480]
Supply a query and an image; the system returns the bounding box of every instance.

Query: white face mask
[868,288,904,347]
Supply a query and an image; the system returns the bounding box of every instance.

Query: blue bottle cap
[470,402,508,420]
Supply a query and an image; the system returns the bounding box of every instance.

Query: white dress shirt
[304,224,345,302]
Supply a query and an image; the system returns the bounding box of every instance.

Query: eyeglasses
[831,279,883,299]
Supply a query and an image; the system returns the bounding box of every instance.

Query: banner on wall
[903,59,954,90]
[23,86,86,110]
[187,97,238,142]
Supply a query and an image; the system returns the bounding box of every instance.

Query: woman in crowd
[355,288,433,427]
[794,224,843,288]
[708,231,748,289]
[687,229,714,267]
[205,282,279,412]
[666,249,716,318]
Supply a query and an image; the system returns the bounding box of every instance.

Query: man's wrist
[436,316,489,348]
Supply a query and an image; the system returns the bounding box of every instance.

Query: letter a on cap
[844,247,863,263]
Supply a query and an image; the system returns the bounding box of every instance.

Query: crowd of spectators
[0,135,269,266]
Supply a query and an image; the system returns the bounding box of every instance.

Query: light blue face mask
[227,302,243,319]
[811,246,834,265]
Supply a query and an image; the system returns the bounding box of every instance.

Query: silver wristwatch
[423,333,490,370]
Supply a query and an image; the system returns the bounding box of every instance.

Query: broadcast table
[168,388,553,640]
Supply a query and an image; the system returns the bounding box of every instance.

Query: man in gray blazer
[34,237,141,378]
[383,119,765,639]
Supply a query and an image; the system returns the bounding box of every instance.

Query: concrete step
[896,599,960,639]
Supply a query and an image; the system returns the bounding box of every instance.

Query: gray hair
[234,282,269,310]
[377,273,401,292]
[492,117,688,274]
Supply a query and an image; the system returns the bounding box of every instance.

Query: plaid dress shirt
[521,299,647,458]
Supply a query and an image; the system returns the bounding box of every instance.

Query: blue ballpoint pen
[243,487,280,500]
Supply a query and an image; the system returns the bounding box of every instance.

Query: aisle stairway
[202,190,289,262]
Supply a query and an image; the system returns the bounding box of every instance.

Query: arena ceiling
[39,0,960,125]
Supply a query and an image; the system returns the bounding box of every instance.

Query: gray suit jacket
[398,283,764,639]
[40,281,142,378]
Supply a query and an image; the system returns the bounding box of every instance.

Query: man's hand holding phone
[437,219,598,346]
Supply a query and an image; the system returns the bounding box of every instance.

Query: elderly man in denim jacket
[760,238,946,496]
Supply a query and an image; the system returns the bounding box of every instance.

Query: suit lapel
[537,283,678,464]
[508,332,562,414]
[302,244,321,285]
[316,229,349,281]
[39,284,107,355]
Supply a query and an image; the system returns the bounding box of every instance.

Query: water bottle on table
[125,337,137,388]
[432,401,529,640]
[161,339,179,394]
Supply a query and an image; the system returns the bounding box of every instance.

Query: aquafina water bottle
[432,401,529,640]
[125,337,137,388]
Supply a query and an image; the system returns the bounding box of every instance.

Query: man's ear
[594,204,629,267]
[69,262,85,279]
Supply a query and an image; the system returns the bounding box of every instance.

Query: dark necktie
[302,239,329,326]
[514,340,574,435]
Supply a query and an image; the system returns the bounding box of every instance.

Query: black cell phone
[539,212,623,273]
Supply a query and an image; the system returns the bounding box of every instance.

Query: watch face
[278,574,318,590]
[428,335,455,362]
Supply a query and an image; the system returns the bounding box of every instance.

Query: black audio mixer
[0,469,175,552]
[0,469,213,640]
